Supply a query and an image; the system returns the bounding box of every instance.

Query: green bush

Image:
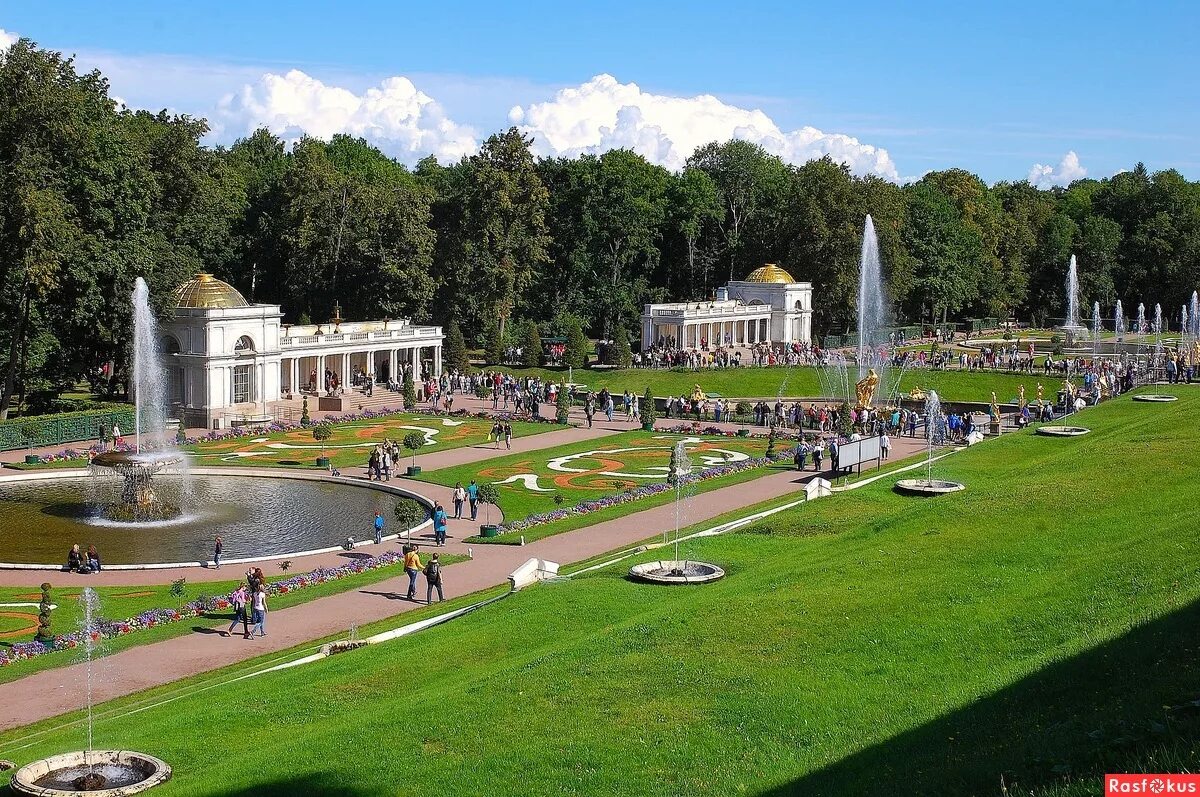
[641,387,657,427]
[556,383,571,424]
[474,384,492,399]
[444,320,470,372]
[735,401,753,417]
[402,431,425,466]
[393,498,428,529]
[0,405,136,452]
[563,318,589,368]
[402,369,417,410]
[520,320,543,368]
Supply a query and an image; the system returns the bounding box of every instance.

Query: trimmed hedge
[0,406,135,452]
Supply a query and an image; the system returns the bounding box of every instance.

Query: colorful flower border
[0,550,407,667]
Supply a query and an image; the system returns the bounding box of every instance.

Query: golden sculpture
[1062,378,1076,398]
[691,384,706,404]
[855,368,880,408]
[1192,340,1200,367]
[908,386,927,401]
[1036,382,1045,406]
[990,391,1000,421]
[1018,384,1026,408]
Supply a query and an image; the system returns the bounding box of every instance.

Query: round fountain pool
[10,750,170,795]
[629,560,725,585]
[894,478,966,496]
[0,473,414,567]
[1133,394,1178,403]
[1035,425,1091,437]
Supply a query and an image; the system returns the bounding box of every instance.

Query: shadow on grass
[760,597,1200,797]
[207,772,380,796]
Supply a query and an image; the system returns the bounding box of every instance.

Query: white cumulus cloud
[216,69,478,165]
[0,28,18,51]
[508,74,900,179]
[1027,150,1087,188]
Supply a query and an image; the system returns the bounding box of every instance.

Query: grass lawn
[0,554,465,685]
[416,428,798,543]
[496,364,1048,405]
[184,413,548,471]
[1,388,1196,796]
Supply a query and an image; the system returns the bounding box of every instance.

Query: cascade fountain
[1060,255,1086,342]
[630,440,724,584]
[894,391,965,495]
[1115,300,1125,340]
[1092,301,1101,357]
[1191,292,1199,339]
[10,588,171,795]
[1136,303,1146,335]
[88,278,185,522]
[857,215,887,389]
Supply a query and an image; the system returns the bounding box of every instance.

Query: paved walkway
[0,434,926,730]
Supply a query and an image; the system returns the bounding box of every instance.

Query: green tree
[667,167,722,295]
[555,382,571,424]
[484,317,503,365]
[610,326,632,367]
[460,128,551,340]
[402,430,424,468]
[402,367,417,410]
[444,319,469,372]
[520,319,542,368]
[563,317,589,368]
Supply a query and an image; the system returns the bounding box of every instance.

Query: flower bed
[494,448,796,536]
[0,549,407,667]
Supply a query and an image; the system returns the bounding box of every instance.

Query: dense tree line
[3,38,1199,415]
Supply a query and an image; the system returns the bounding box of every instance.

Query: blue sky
[3,0,1197,183]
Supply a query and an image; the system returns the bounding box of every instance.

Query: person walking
[452,482,465,519]
[504,421,513,450]
[213,535,223,569]
[250,585,268,637]
[225,585,250,638]
[812,439,824,472]
[467,479,479,520]
[373,511,385,545]
[424,553,444,603]
[432,502,448,546]
[404,545,423,600]
[880,430,891,460]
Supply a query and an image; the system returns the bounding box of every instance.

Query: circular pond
[0,473,410,566]
[1132,394,1178,403]
[1035,425,1091,437]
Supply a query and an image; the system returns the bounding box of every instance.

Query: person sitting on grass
[66,544,83,572]
[86,545,102,572]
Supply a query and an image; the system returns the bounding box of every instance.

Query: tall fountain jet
[1115,300,1124,339]
[1136,303,1146,335]
[857,215,886,381]
[131,277,167,452]
[1154,303,1163,335]
[1191,291,1199,338]
[1092,301,1101,355]
[1183,306,1189,342]
[1064,255,1081,330]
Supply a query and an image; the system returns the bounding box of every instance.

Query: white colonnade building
[162,273,443,428]
[641,264,813,349]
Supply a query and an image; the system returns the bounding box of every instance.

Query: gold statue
[1018,384,1026,408]
[855,368,880,408]
[908,386,927,401]
[1036,382,1044,406]
[1192,340,1200,367]
[990,391,1000,421]
[691,384,706,404]
[1062,378,1076,398]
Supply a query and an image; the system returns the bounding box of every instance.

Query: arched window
[794,299,804,311]
[234,335,255,354]
[748,299,764,306]
[160,335,181,354]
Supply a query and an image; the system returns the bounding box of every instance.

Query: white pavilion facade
[640,264,813,349]
[162,274,443,428]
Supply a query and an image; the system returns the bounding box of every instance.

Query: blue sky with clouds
[3,0,1197,183]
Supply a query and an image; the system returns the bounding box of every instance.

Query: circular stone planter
[10,750,171,796]
[1035,425,1091,437]
[629,560,726,585]
[1133,394,1178,403]
[894,478,966,496]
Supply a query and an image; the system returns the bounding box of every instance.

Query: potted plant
[402,431,425,476]
[555,382,571,425]
[19,421,40,464]
[640,386,656,431]
[477,483,500,536]
[312,423,333,467]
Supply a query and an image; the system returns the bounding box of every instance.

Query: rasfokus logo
[1106,774,1200,794]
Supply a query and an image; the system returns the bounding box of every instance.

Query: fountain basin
[1035,425,1090,437]
[10,750,170,796]
[629,560,725,585]
[1133,394,1178,403]
[894,478,965,496]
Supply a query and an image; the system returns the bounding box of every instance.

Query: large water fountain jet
[88,278,185,522]
[1115,300,1124,340]
[1191,291,1199,338]
[857,215,887,384]
[1136,303,1146,335]
[894,390,965,496]
[1059,255,1086,342]
[1092,301,1101,356]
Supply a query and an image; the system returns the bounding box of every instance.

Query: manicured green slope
[2,388,1196,796]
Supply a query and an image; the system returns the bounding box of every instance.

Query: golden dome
[743,264,796,284]
[172,273,249,309]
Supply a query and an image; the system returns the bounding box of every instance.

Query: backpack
[424,560,440,581]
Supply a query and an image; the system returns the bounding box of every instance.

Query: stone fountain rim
[1132,394,1179,403]
[9,749,172,796]
[629,559,726,585]
[1035,425,1091,437]
[0,467,435,571]
[894,478,966,496]
[89,451,186,470]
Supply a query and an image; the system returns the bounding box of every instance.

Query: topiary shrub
[300,396,311,426]
[477,482,500,526]
[640,386,656,429]
[556,382,571,424]
[394,497,429,529]
[402,369,417,410]
[402,430,425,467]
[312,423,333,461]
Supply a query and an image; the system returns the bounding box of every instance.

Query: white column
[411,347,419,377]
[434,344,442,377]
[389,350,398,382]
